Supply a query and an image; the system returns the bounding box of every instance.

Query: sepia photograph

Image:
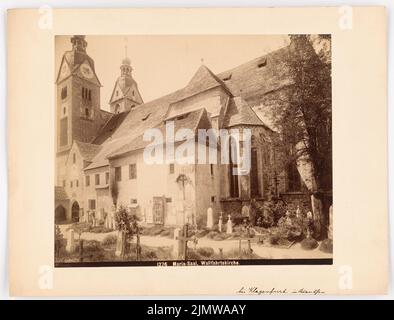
[54,34,333,267]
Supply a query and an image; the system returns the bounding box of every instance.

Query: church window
[70,181,73,188]
[287,161,302,192]
[211,196,216,202]
[95,174,100,185]
[166,197,172,203]
[229,137,239,198]
[73,153,76,164]
[132,90,135,96]
[169,163,175,174]
[129,164,137,179]
[82,88,85,99]
[210,164,214,177]
[250,148,260,197]
[88,199,96,210]
[61,86,67,99]
[85,108,89,118]
[76,180,79,187]
[63,107,66,115]
[88,89,91,101]
[116,90,119,97]
[105,172,109,184]
[60,118,68,146]
[85,175,90,186]
[115,167,122,181]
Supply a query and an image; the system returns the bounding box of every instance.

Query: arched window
[287,161,302,192]
[85,108,89,118]
[250,148,260,197]
[229,137,239,198]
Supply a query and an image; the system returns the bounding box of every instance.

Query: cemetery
[55,201,333,263]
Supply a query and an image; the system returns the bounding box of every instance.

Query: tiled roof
[172,65,231,103]
[217,45,292,105]
[223,97,265,128]
[92,111,130,144]
[107,108,209,159]
[55,186,69,201]
[86,45,292,169]
[74,140,102,161]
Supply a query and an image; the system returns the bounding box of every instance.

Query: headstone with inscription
[226,215,233,234]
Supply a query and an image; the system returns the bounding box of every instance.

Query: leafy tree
[269,35,332,238]
[114,205,141,259]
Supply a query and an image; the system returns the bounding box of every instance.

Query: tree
[114,205,141,259]
[270,35,332,239]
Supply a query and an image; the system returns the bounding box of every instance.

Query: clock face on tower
[80,63,94,79]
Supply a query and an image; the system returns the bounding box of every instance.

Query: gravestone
[226,215,233,234]
[241,205,250,219]
[206,207,213,229]
[173,227,182,259]
[115,231,125,257]
[218,213,223,233]
[66,229,75,253]
[296,205,301,219]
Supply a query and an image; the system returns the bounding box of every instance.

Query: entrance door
[55,205,66,223]
[71,201,80,222]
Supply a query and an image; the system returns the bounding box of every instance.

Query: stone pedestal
[66,229,75,253]
[206,207,213,229]
[226,215,233,234]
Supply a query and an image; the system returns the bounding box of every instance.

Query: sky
[55,35,289,111]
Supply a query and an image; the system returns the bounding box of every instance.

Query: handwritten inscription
[237,286,325,295]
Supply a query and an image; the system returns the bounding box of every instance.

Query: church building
[55,35,317,228]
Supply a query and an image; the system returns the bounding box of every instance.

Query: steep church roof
[217,45,292,105]
[86,44,293,170]
[223,97,267,128]
[74,140,102,161]
[172,65,232,103]
[107,108,210,159]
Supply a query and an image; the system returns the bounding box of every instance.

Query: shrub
[89,225,113,233]
[197,247,215,258]
[269,234,280,245]
[101,234,117,247]
[300,238,319,250]
[319,239,333,253]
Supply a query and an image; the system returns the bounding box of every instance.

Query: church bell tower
[56,35,104,154]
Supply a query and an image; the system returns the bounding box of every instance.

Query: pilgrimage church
[55,35,318,227]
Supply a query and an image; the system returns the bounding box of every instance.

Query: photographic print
[54,34,333,267]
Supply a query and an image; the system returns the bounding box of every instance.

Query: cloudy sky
[55,35,289,111]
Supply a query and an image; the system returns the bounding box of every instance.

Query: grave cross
[176,223,195,261]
